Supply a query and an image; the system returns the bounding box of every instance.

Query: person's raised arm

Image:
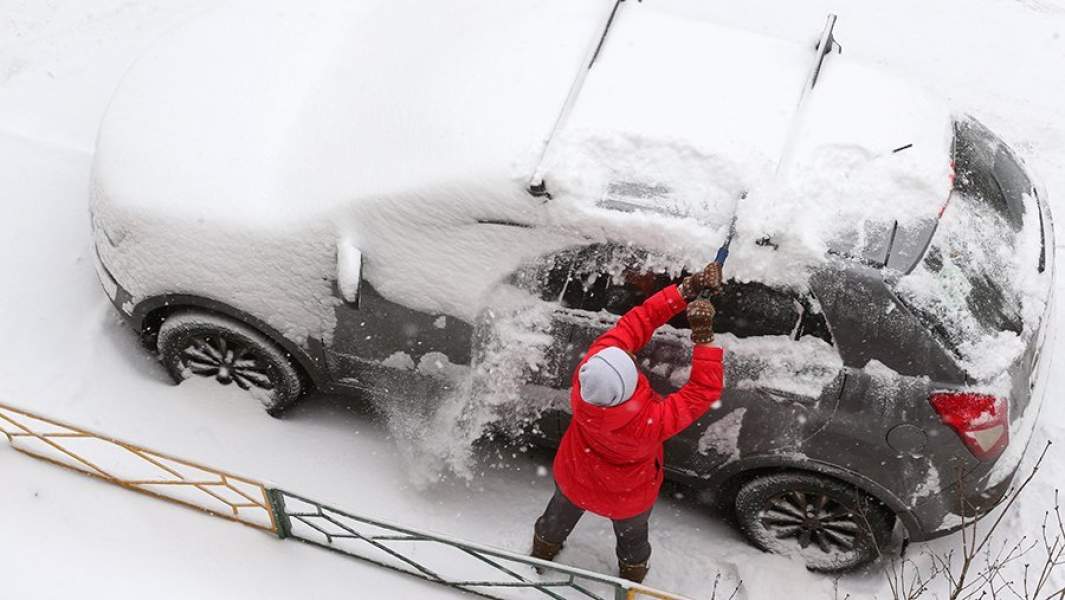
[588,285,684,356]
[619,299,724,441]
[588,263,722,356]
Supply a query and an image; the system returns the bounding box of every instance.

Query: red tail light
[929,392,1009,461]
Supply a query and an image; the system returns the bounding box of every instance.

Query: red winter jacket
[552,285,724,520]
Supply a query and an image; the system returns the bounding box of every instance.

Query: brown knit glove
[687,299,716,344]
[679,262,723,301]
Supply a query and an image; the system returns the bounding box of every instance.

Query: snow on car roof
[546,6,810,225]
[95,1,949,232]
[543,4,952,286]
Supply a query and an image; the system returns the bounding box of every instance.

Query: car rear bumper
[908,466,1016,541]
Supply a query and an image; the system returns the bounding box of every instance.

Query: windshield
[893,117,1046,379]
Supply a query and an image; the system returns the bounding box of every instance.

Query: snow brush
[714,214,737,267]
[694,219,735,301]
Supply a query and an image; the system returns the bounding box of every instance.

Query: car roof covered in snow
[93,0,951,234]
[546,6,952,242]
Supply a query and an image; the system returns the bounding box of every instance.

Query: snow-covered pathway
[2,1,1065,599]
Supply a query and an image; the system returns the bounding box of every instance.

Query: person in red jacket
[531,262,725,583]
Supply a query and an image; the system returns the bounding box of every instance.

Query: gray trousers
[535,487,652,565]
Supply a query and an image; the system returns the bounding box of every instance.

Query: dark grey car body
[95,117,1055,546]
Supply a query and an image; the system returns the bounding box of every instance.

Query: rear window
[953,118,1030,231]
[894,117,1043,377]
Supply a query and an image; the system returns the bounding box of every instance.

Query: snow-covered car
[89,0,1054,572]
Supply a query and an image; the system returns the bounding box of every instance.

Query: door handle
[337,238,362,305]
[759,387,817,405]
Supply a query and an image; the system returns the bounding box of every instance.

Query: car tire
[157,311,304,417]
[734,472,894,573]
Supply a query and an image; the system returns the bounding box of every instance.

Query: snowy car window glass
[992,145,1032,225]
[711,282,802,339]
[539,248,829,342]
[895,118,1033,360]
[539,244,659,312]
[953,118,1029,231]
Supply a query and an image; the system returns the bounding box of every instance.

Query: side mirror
[337,238,362,306]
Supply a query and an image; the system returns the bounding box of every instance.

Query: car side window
[716,282,834,344]
[713,281,798,337]
[535,244,832,344]
[537,244,671,312]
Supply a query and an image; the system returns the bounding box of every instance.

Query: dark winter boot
[531,533,563,562]
[618,560,649,584]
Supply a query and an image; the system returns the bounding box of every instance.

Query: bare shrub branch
[879,442,1063,600]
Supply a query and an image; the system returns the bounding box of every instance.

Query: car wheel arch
[705,455,922,541]
[132,294,327,391]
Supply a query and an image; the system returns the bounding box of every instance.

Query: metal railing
[270,489,688,600]
[0,402,691,600]
[0,402,276,533]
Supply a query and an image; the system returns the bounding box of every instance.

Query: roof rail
[527,0,630,199]
[800,14,840,102]
[775,14,842,176]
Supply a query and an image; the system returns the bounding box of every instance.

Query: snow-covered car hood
[92,0,612,228]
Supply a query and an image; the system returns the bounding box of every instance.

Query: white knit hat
[578,346,638,407]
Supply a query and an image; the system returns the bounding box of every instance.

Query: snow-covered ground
[2,1,1064,598]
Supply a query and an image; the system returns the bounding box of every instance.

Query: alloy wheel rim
[178,334,276,393]
[760,491,862,555]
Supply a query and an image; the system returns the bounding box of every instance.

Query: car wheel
[157,311,304,417]
[734,472,894,573]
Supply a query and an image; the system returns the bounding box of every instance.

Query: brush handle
[714,245,729,265]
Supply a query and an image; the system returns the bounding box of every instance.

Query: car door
[534,243,692,436]
[328,274,477,400]
[541,247,845,481]
[658,282,844,482]
[325,215,580,416]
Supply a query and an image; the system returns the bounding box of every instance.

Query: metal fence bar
[0,401,276,534]
[272,489,692,600]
